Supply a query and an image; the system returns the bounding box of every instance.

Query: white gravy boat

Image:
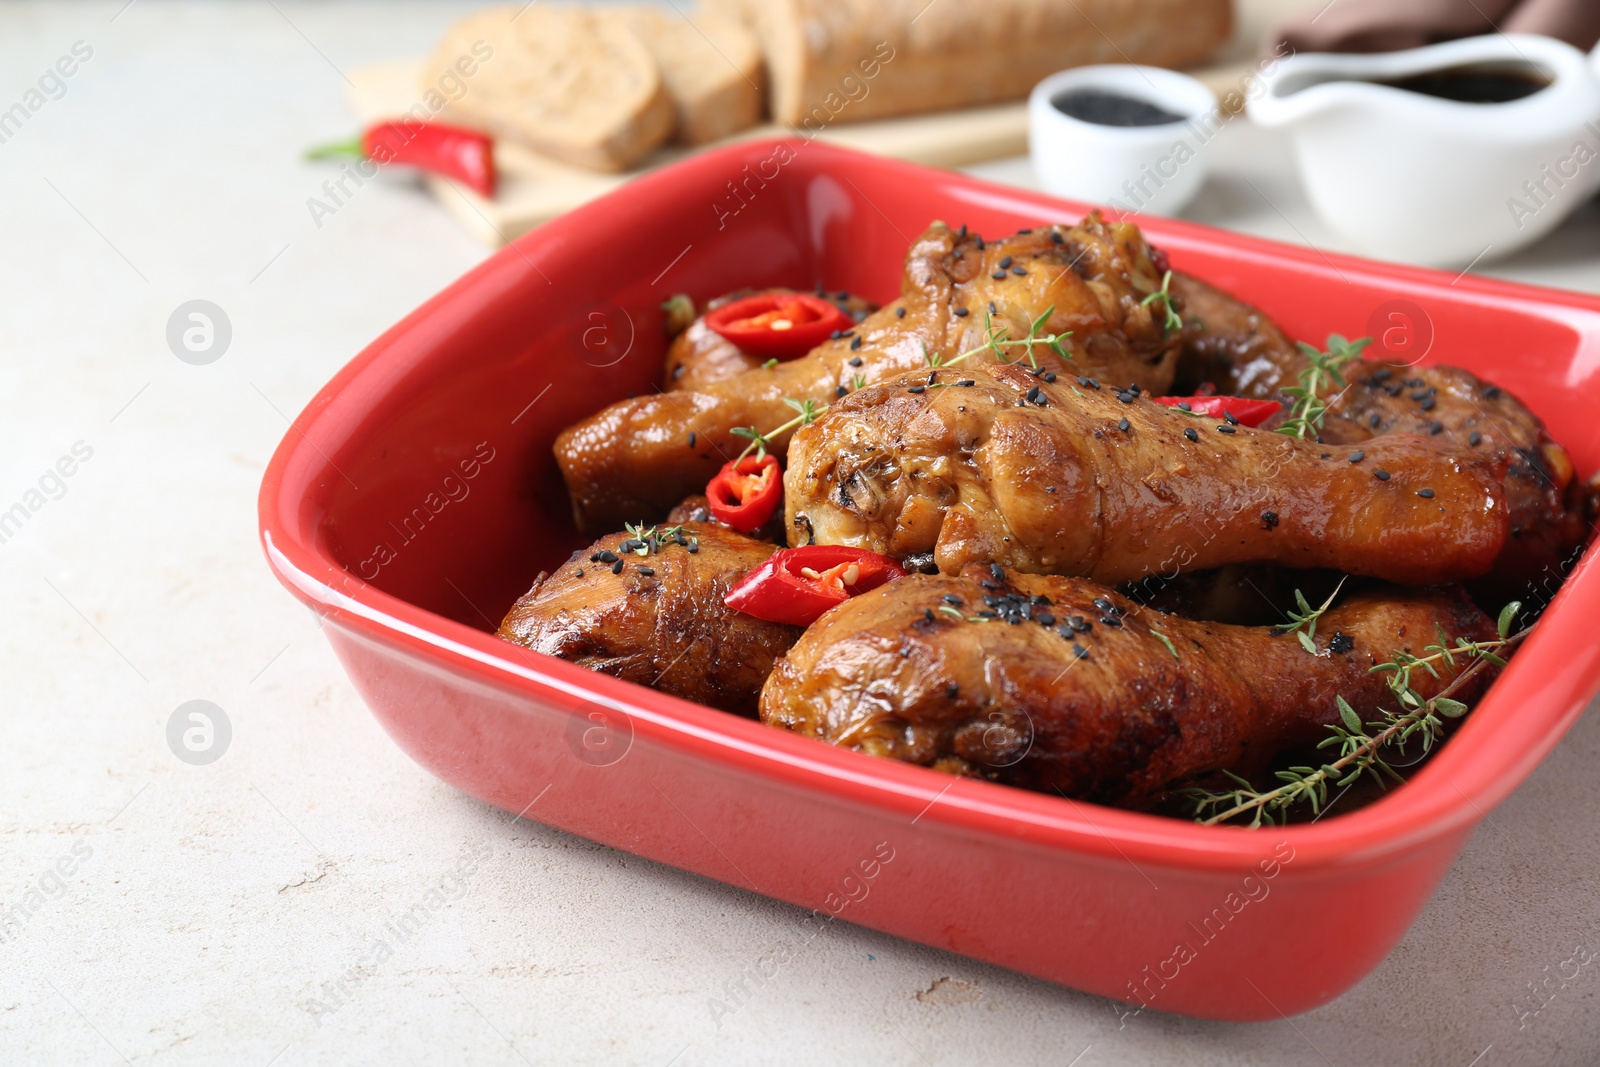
[1248,34,1600,267]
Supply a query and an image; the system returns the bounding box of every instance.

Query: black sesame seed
[928,371,938,385]
[836,386,847,398]
[1118,417,1130,432]
[1418,488,1435,498]
[1050,231,1064,244]
[611,560,624,574]
[1320,454,1331,460]
[672,364,686,380]
[988,301,997,315]
[954,307,970,317]
[688,432,697,447]
[895,306,906,318]
[1469,431,1483,446]
[688,543,699,553]
[1036,611,1055,627]
[829,330,843,340]
[1349,450,1365,463]
[1100,615,1122,627]
[1117,392,1135,405]
[1404,378,1424,387]
[943,594,963,605]
[1177,401,1192,412]
[992,271,1007,281]
[1224,410,1239,426]
[1043,372,1056,383]
[1027,385,1043,403]
[907,385,925,393]
[946,683,959,699]
[998,256,1013,269]
[976,237,985,250]
[1372,368,1392,382]
[1374,469,1391,481]
[1409,389,1431,401]
[1070,615,1092,633]
[1183,427,1199,442]
[1483,385,1502,399]
[990,563,1005,581]
[1217,425,1236,434]
[1420,397,1436,411]
[848,337,861,351]
[1012,267,1027,276]
[848,356,863,367]
[1072,643,1089,659]
[1092,597,1117,614]
[1078,376,1092,387]
[924,608,935,621]
[574,569,584,578]
[1261,511,1279,529]
[1369,413,1382,428]
[597,550,618,563]
[1329,632,1354,654]
[637,566,655,577]
[1429,421,1444,435]
[957,379,975,387]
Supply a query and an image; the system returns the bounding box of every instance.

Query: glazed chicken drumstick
[498,520,799,716]
[760,568,1497,802]
[556,214,1179,531]
[786,359,1510,585]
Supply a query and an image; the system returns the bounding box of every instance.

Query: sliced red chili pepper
[704,293,853,360]
[306,120,497,198]
[706,455,783,532]
[1154,395,1282,427]
[725,545,907,627]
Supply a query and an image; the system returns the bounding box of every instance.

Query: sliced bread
[704,0,1233,127]
[602,6,764,145]
[421,6,675,173]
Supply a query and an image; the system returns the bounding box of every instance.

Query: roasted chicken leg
[498,521,798,715]
[556,214,1180,531]
[760,567,1496,801]
[785,359,1509,585]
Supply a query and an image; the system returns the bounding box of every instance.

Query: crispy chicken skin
[760,569,1496,801]
[556,214,1179,532]
[785,359,1509,585]
[663,289,877,393]
[497,522,798,716]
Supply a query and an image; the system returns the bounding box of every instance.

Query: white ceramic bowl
[1028,65,1219,217]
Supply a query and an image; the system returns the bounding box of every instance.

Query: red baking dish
[259,139,1600,1021]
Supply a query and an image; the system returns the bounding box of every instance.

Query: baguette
[603,7,764,145]
[422,6,675,173]
[704,0,1233,127]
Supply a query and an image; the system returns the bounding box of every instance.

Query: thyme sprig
[1140,270,1183,335]
[1274,578,1348,654]
[1183,601,1525,828]
[1277,334,1370,440]
[620,522,694,555]
[729,310,1073,459]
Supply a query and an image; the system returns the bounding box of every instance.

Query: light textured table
[3,3,1597,1065]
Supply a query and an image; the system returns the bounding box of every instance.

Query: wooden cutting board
[345,58,1256,246]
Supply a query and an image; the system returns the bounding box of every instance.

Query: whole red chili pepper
[706,455,783,532]
[1154,395,1282,427]
[704,293,854,361]
[306,120,496,198]
[725,545,907,626]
